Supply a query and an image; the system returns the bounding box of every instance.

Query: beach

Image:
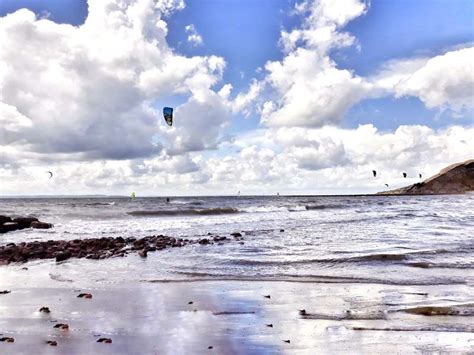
[0,195,473,354]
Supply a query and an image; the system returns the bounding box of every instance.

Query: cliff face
[378,159,474,195]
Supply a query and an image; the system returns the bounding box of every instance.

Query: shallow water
[1,195,473,286]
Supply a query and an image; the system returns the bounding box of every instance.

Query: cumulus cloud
[256,0,473,128]
[184,24,203,46]
[374,47,474,112]
[260,0,371,127]
[0,0,229,163]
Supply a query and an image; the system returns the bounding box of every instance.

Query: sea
[1,194,473,286]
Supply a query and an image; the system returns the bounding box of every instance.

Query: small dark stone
[77,293,93,299]
[198,238,210,245]
[280,229,284,232]
[0,290,11,295]
[188,301,193,305]
[0,337,14,343]
[39,306,51,313]
[56,251,71,263]
[230,232,242,238]
[0,215,12,224]
[264,295,271,299]
[46,340,57,346]
[53,323,69,330]
[208,346,213,349]
[299,309,307,316]
[138,249,147,258]
[97,338,112,343]
[31,221,53,229]
[283,340,290,344]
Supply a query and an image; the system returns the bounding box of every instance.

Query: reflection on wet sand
[0,276,473,354]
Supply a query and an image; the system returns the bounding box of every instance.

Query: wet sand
[1,265,473,354]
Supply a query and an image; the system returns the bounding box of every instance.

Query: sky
[0,0,473,196]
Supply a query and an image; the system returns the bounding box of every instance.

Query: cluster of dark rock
[0,216,53,234]
[0,234,237,265]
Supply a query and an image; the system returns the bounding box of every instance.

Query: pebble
[53,323,69,330]
[97,338,112,343]
[0,337,14,343]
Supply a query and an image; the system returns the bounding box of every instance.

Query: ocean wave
[84,202,116,206]
[127,207,239,216]
[305,204,347,210]
[143,272,466,286]
[241,205,306,213]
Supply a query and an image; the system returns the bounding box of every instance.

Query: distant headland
[378,159,474,195]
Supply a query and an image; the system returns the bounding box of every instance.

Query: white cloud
[0,0,229,163]
[259,0,371,127]
[374,47,474,112]
[257,0,473,128]
[185,24,203,46]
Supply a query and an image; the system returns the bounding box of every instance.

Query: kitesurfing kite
[385,183,389,187]
[402,172,407,178]
[419,173,422,179]
[163,107,173,126]
[46,171,53,179]
[372,170,377,178]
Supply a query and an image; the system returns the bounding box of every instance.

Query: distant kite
[419,173,422,179]
[402,172,407,178]
[385,183,389,187]
[46,171,53,179]
[163,107,173,126]
[372,170,377,178]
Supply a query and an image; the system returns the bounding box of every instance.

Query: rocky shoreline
[0,216,53,234]
[0,233,236,265]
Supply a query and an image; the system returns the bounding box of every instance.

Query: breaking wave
[127,207,239,216]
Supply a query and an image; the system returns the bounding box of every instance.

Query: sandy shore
[1,263,473,354]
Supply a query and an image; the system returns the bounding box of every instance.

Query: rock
[77,293,92,299]
[0,290,11,294]
[97,338,112,343]
[230,232,242,238]
[266,324,273,327]
[138,249,147,258]
[264,295,271,299]
[299,309,307,316]
[283,340,291,344]
[208,346,213,349]
[12,217,38,229]
[53,323,69,330]
[0,215,12,224]
[56,251,71,263]
[0,337,14,342]
[198,238,210,245]
[213,236,227,242]
[39,306,51,313]
[0,222,19,234]
[46,340,58,346]
[280,229,284,232]
[31,221,53,229]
